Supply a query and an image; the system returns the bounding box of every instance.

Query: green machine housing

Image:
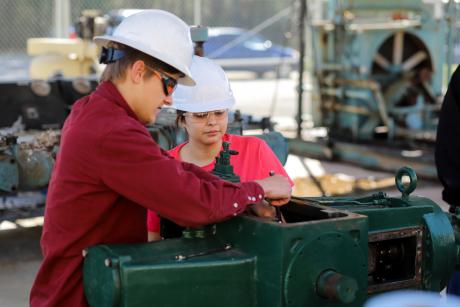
[83,166,460,306]
[310,0,447,142]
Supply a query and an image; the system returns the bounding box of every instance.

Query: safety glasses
[145,65,178,96]
[184,109,228,123]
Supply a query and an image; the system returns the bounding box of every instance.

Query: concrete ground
[0,224,42,307]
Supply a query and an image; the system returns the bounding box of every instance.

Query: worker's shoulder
[68,95,145,140]
[89,93,142,127]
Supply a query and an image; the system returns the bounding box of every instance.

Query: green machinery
[0,133,56,220]
[0,135,55,193]
[310,0,447,142]
[83,166,460,307]
[289,0,453,178]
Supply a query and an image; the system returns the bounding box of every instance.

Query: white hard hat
[364,290,460,307]
[94,10,195,86]
[172,56,235,112]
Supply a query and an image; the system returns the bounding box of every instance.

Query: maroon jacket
[30,81,264,307]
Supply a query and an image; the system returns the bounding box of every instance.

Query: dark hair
[100,42,181,82]
[176,110,186,127]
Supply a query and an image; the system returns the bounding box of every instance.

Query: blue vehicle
[204,27,298,78]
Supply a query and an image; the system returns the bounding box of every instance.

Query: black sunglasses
[145,66,178,96]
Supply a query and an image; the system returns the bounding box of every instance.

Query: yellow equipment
[27,10,106,79]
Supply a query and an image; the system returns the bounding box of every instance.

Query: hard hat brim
[94,35,195,86]
[172,96,235,112]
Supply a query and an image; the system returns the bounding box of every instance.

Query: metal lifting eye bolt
[395,166,417,201]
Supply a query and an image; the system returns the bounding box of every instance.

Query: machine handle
[269,171,285,223]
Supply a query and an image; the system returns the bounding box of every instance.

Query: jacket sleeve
[435,66,460,206]
[97,124,264,227]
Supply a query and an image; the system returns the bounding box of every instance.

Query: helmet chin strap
[99,47,125,64]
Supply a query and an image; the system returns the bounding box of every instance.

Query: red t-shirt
[30,82,264,307]
[147,133,293,232]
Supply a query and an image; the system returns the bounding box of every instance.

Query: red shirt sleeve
[97,123,264,228]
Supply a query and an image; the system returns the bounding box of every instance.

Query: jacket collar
[96,81,140,122]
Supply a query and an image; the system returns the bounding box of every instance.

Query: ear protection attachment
[99,47,125,64]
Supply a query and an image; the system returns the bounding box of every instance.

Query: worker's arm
[98,124,291,227]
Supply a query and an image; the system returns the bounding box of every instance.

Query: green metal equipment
[290,0,455,178]
[0,133,56,220]
[0,135,54,192]
[83,166,460,306]
[310,0,447,142]
[211,141,240,183]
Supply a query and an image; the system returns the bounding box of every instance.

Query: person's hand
[254,174,291,206]
[247,200,276,219]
